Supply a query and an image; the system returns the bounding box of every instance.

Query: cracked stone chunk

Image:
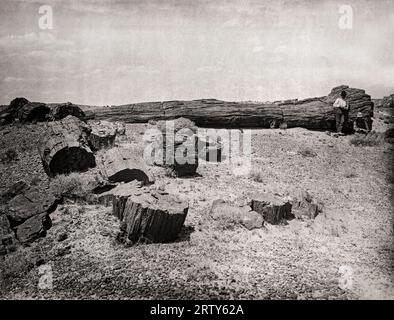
[15,213,52,243]
[250,193,293,225]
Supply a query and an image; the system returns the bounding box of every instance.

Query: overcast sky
[0,0,393,105]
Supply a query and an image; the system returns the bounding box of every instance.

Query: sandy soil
[0,112,393,300]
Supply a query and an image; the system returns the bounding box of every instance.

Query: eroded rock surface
[250,193,293,225]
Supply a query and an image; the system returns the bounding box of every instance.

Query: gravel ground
[0,113,393,300]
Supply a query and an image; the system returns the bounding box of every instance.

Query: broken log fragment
[15,212,52,244]
[87,180,141,210]
[87,120,125,151]
[210,199,264,230]
[291,190,322,219]
[250,193,293,225]
[18,102,50,123]
[118,192,189,243]
[37,116,96,177]
[98,147,152,185]
[6,188,58,225]
[0,97,29,124]
[148,118,199,176]
[48,102,86,121]
[0,98,87,125]
[95,182,189,243]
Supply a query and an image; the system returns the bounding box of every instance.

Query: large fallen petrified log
[92,85,374,130]
[38,116,96,176]
[98,147,152,184]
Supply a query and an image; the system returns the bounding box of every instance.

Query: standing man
[333,90,349,134]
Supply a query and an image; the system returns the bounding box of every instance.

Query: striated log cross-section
[92,85,374,130]
[37,116,96,177]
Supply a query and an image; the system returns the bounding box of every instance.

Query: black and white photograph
[0,0,393,305]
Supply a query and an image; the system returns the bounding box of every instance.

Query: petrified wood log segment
[96,182,189,243]
[92,85,374,130]
[48,102,86,120]
[149,118,199,176]
[0,98,86,125]
[17,102,50,123]
[250,193,293,225]
[109,182,144,219]
[88,120,118,151]
[210,199,264,230]
[8,97,29,119]
[87,120,126,151]
[98,147,152,185]
[88,180,141,210]
[98,182,189,243]
[119,192,189,243]
[291,190,322,220]
[37,116,96,177]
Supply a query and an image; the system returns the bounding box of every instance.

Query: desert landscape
[0,0,393,304]
[0,86,393,300]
